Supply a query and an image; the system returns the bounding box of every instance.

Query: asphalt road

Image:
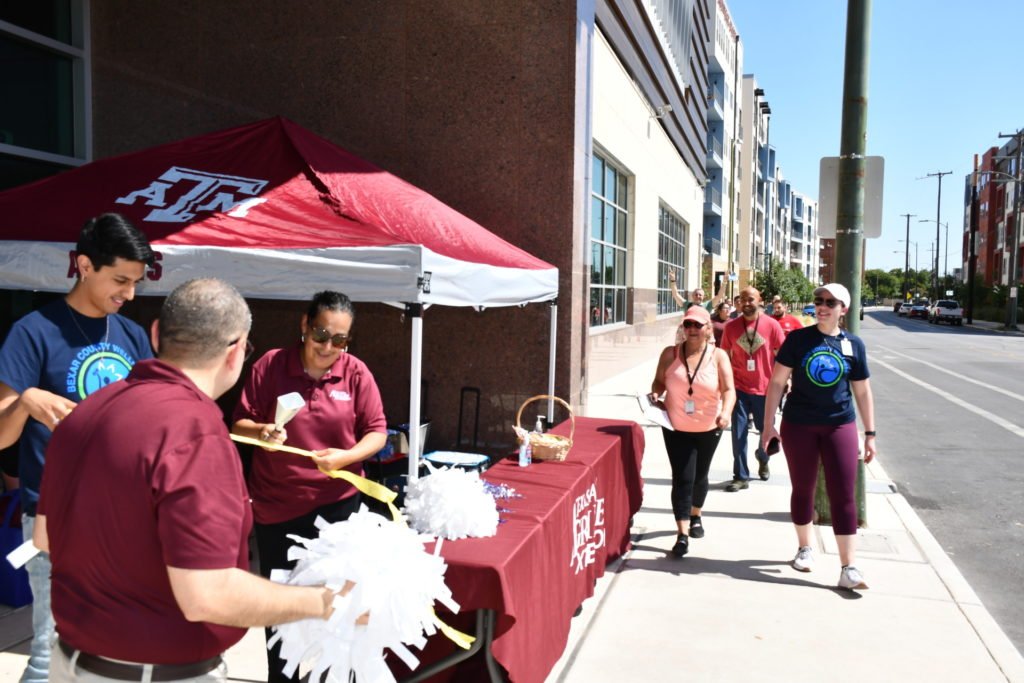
[860,309,1024,654]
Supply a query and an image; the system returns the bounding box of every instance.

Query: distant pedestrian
[761,283,877,591]
[719,286,785,491]
[728,295,741,319]
[772,300,804,337]
[668,269,724,312]
[649,306,735,557]
[711,301,730,346]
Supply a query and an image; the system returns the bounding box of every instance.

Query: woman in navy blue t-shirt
[761,283,877,591]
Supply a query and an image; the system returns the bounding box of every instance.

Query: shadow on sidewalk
[620,552,864,600]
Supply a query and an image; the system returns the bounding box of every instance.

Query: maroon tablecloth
[426,417,645,683]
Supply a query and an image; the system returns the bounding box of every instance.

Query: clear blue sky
[726,0,1024,276]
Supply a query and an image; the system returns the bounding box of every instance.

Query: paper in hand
[274,392,305,430]
[637,392,674,431]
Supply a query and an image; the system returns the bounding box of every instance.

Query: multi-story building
[0,1,713,447]
[965,138,1023,288]
[702,0,743,297]
[789,189,819,281]
[737,76,774,286]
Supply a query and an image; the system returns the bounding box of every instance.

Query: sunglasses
[682,320,705,329]
[309,326,351,349]
[813,297,841,309]
[228,337,255,362]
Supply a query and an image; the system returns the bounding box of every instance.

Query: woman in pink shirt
[232,290,387,682]
[649,306,736,557]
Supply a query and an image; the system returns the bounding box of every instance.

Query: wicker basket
[514,395,575,461]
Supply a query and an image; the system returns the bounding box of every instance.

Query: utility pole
[900,213,915,300]
[967,161,979,324]
[816,0,871,528]
[997,129,1023,330]
[834,0,871,335]
[925,170,952,302]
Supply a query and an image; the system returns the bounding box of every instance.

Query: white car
[929,300,963,325]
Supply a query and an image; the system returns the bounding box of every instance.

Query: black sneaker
[689,516,704,539]
[725,479,749,492]
[671,534,689,557]
[758,460,770,481]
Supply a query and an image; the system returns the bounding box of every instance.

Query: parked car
[895,302,910,317]
[929,299,963,325]
[908,299,931,319]
[893,301,905,313]
[802,303,816,317]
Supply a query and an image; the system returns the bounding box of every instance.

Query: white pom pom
[272,508,460,683]
[404,465,500,540]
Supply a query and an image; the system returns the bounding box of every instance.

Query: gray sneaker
[838,565,869,590]
[792,546,815,572]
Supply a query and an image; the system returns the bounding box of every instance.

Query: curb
[866,458,1024,682]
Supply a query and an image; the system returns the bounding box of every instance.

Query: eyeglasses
[682,320,705,329]
[228,337,255,361]
[309,326,351,349]
[813,297,841,309]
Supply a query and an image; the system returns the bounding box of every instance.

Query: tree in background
[754,259,815,304]
[863,268,900,301]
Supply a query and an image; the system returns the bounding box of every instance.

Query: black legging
[255,494,361,683]
[661,427,723,520]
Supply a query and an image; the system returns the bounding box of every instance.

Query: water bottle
[518,435,532,467]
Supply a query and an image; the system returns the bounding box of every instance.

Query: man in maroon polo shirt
[35,279,338,683]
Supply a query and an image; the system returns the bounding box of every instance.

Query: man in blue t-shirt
[0,213,154,683]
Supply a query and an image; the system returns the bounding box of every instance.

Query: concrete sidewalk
[550,356,1024,683]
[2,349,1022,682]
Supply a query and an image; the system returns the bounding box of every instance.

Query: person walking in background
[772,299,805,337]
[719,286,785,491]
[728,294,742,319]
[232,290,387,683]
[0,213,154,683]
[649,306,735,558]
[761,283,877,591]
[667,269,724,312]
[711,301,731,346]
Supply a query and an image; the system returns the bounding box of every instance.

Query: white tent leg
[547,301,557,424]
[407,304,424,482]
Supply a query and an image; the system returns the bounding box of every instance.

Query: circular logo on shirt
[804,349,845,388]
[76,352,132,398]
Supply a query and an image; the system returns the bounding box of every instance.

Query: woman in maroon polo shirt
[232,290,387,683]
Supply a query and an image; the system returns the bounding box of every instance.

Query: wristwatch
[864,430,876,437]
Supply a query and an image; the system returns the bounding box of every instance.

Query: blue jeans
[21,514,54,683]
[731,390,768,481]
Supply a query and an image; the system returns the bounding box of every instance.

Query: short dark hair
[77,213,154,271]
[305,290,355,323]
[160,279,251,366]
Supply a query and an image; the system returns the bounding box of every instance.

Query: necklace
[65,300,109,348]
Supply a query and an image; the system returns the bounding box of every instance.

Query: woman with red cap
[761,282,877,590]
[649,306,735,557]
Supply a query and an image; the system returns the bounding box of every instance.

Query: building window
[590,154,629,327]
[0,1,88,190]
[657,203,687,315]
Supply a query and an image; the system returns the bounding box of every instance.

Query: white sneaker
[838,565,869,590]
[792,546,815,572]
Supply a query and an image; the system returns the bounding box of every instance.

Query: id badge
[747,359,756,372]
[684,399,696,414]
[840,339,853,356]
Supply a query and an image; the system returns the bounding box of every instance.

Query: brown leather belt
[58,639,222,681]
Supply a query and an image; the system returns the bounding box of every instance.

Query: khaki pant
[50,643,227,683]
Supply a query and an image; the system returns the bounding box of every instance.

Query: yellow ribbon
[229,434,475,649]
[230,435,403,523]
